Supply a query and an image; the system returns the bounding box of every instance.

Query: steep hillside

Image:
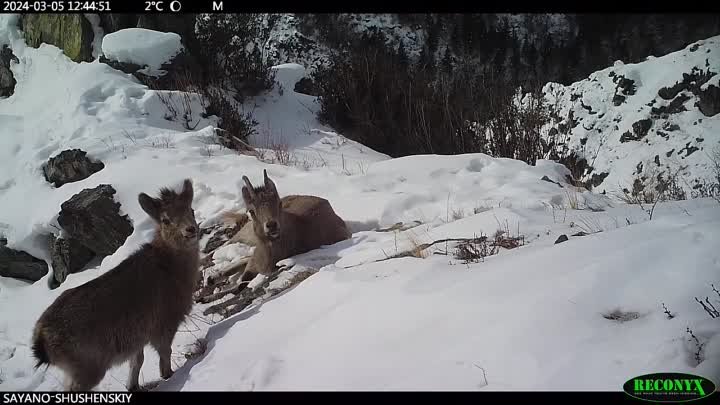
[259,13,720,87]
[542,36,720,198]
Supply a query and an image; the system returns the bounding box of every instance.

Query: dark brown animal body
[32,179,199,391]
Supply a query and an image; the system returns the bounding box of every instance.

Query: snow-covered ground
[542,35,720,197]
[1,15,719,391]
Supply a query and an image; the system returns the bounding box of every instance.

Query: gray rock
[620,119,653,143]
[22,14,94,63]
[43,149,105,187]
[50,237,95,286]
[0,246,48,282]
[57,185,134,257]
[0,45,18,98]
[294,77,320,97]
[100,49,202,91]
[540,176,563,188]
[697,84,720,117]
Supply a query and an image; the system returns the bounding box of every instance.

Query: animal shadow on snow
[153,233,367,391]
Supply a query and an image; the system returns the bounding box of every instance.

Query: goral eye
[161,218,171,225]
[248,209,256,217]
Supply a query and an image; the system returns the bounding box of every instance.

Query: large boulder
[0,246,48,282]
[0,45,18,98]
[99,27,201,90]
[98,14,198,59]
[49,236,95,288]
[57,185,133,257]
[43,149,105,187]
[697,84,720,117]
[23,14,94,63]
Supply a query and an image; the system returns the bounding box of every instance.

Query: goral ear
[138,193,161,222]
[180,178,194,205]
[263,170,278,196]
[241,186,254,208]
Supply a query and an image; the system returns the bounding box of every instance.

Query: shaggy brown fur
[32,179,199,392]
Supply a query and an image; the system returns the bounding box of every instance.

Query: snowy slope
[164,199,720,391]
[542,36,720,197]
[0,13,719,392]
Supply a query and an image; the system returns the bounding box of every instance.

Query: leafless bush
[686,327,705,365]
[455,235,497,264]
[697,147,720,203]
[313,33,547,164]
[200,86,258,152]
[620,167,686,220]
[694,284,720,318]
[661,303,675,319]
[148,134,175,149]
[195,14,276,102]
[148,69,258,152]
[453,230,524,264]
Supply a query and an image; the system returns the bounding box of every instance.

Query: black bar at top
[2,1,715,13]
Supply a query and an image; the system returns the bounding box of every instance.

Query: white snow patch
[101,28,183,76]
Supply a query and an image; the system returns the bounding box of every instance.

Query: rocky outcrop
[0,246,48,282]
[23,14,94,63]
[294,77,320,97]
[57,185,133,257]
[697,84,720,116]
[619,119,653,143]
[100,50,201,90]
[98,14,199,63]
[50,236,95,288]
[0,45,18,98]
[42,149,105,188]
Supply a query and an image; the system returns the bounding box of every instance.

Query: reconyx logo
[623,373,716,402]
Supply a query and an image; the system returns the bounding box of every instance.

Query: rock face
[100,50,201,90]
[294,77,320,97]
[57,185,133,257]
[43,149,105,187]
[0,45,18,98]
[698,84,720,117]
[50,237,95,287]
[0,246,48,282]
[23,14,94,63]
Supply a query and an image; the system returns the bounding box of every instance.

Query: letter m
[212,1,223,10]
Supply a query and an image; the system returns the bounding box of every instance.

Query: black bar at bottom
[2,391,718,404]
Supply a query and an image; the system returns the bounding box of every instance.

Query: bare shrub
[620,167,686,220]
[455,235,497,264]
[148,68,258,153]
[200,86,258,152]
[697,147,720,203]
[694,284,720,318]
[195,14,276,102]
[312,32,547,164]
